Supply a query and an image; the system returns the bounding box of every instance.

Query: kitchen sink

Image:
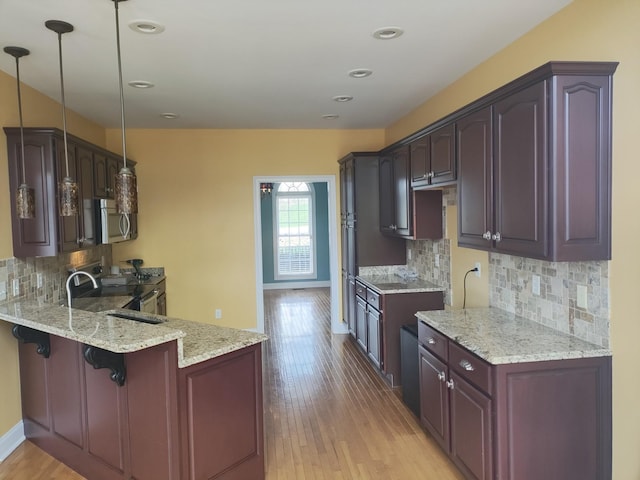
[102,310,165,325]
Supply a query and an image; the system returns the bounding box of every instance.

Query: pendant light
[46,20,78,217]
[111,0,138,215]
[4,46,35,219]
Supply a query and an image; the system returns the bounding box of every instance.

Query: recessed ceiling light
[129,20,165,34]
[373,27,404,40]
[160,113,179,119]
[332,95,354,102]
[349,69,373,79]
[128,80,154,89]
[322,114,340,120]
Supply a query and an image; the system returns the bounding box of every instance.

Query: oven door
[139,290,159,315]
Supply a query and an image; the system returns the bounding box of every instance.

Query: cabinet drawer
[418,321,448,360]
[355,282,367,299]
[448,342,491,395]
[366,289,381,310]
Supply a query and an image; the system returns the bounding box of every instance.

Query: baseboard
[263,281,331,290]
[0,421,25,462]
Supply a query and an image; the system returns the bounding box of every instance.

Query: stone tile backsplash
[402,184,609,347]
[405,187,456,305]
[489,253,610,348]
[0,246,112,304]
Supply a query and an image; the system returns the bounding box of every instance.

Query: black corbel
[12,324,51,358]
[83,345,126,387]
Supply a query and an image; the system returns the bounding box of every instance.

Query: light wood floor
[0,288,463,479]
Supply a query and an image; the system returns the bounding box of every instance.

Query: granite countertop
[0,298,267,369]
[415,307,610,364]
[357,274,444,294]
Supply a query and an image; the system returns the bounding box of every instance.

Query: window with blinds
[274,182,316,280]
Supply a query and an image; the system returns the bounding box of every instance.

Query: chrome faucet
[65,271,98,308]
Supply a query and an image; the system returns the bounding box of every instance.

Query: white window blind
[274,182,316,279]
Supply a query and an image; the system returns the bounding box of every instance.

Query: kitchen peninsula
[0,297,267,480]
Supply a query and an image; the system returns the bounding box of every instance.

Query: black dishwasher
[400,323,420,417]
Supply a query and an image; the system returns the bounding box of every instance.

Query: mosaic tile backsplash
[0,246,112,304]
[489,253,609,348]
[405,187,456,305]
[400,184,609,347]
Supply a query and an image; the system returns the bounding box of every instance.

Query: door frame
[253,175,345,335]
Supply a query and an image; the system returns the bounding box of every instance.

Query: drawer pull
[446,379,455,390]
[459,359,475,371]
[437,371,446,382]
[427,337,436,345]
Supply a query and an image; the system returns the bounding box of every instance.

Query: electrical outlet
[407,248,412,261]
[215,309,222,319]
[577,285,588,309]
[0,281,6,301]
[12,279,20,296]
[532,275,541,296]
[474,262,481,278]
[37,273,43,289]
[435,254,440,267]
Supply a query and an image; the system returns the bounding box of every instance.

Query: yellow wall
[0,70,106,437]
[107,129,384,329]
[386,0,640,476]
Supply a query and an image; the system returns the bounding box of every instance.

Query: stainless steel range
[68,262,164,313]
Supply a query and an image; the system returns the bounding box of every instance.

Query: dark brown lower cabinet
[16,331,264,480]
[353,280,444,387]
[418,322,612,480]
[178,344,264,480]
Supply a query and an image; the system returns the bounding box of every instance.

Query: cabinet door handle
[492,232,502,242]
[428,171,435,178]
[388,224,397,231]
[427,337,436,345]
[437,371,446,382]
[459,359,475,371]
[446,379,455,390]
[482,230,492,240]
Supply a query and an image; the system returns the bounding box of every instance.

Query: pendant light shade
[112,0,138,215]
[4,46,35,219]
[46,19,78,217]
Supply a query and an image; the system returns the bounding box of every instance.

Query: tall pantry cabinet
[339,153,406,337]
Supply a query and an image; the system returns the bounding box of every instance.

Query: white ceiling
[0,0,572,129]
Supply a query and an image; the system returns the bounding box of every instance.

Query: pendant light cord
[14,56,27,184]
[114,0,128,169]
[56,32,71,178]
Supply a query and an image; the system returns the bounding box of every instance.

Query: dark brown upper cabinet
[94,153,119,199]
[457,62,617,261]
[5,127,136,257]
[380,146,411,237]
[410,123,456,189]
[380,146,443,240]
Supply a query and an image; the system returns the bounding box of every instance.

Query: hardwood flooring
[0,287,463,479]
[262,288,462,480]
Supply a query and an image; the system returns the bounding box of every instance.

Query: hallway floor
[0,288,462,479]
[262,288,462,480]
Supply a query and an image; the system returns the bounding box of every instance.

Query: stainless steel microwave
[96,198,132,244]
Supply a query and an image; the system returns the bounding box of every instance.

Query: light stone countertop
[0,298,267,369]
[357,274,444,294]
[415,307,611,364]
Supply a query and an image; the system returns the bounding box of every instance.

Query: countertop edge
[356,275,445,294]
[416,308,611,365]
[0,299,268,367]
